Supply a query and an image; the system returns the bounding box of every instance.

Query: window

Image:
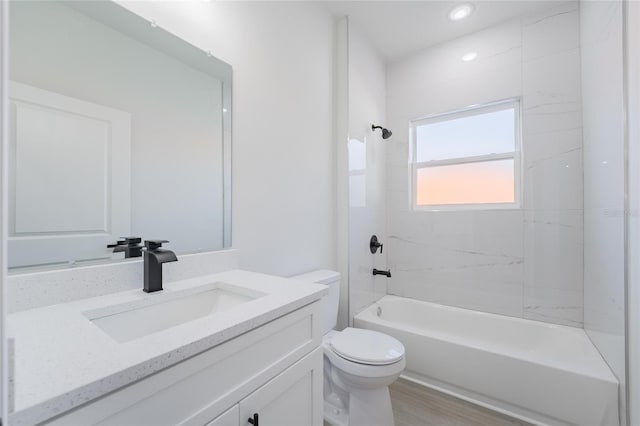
[411,99,521,210]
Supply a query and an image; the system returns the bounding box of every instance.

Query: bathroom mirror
[8,0,232,270]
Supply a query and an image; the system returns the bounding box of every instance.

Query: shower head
[372,124,392,140]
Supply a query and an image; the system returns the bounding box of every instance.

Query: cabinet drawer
[47,301,321,425]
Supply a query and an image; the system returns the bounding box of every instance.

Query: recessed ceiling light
[449,4,474,21]
[461,51,478,62]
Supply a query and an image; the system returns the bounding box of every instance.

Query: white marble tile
[583,151,625,210]
[387,16,522,121]
[387,20,521,99]
[350,274,387,318]
[523,209,583,325]
[387,210,524,318]
[349,206,387,317]
[387,62,522,121]
[523,127,582,167]
[350,280,375,317]
[522,48,582,136]
[523,286,583,327]
[347,25,388,323]
[583,210,625,333]
[388,269,523,318]
[524,146,583,211]
[522,2,580,62]
[519,3,584,328]
[348,142,387,317]
[580,0,626,398]
[385,3,583,327]
[523,43,581,99]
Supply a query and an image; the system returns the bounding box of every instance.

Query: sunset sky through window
[414,103,517,206]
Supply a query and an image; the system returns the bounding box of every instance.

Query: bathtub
[354,295,619,426]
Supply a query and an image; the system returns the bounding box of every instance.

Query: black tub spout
[373,268,391,278]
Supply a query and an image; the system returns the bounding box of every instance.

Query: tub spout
[373,268,391,278]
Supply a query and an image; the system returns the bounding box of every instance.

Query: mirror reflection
[8,0,232,270]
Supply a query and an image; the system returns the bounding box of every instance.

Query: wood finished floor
[389,378,532,426]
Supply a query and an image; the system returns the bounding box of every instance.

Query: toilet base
[324,399,349,426]
[324,386,395,426]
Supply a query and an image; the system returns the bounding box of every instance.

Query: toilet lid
[330,328,405,365]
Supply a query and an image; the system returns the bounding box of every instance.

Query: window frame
[410,98,522,211]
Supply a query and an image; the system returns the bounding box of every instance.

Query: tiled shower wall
[347,25,389,320]
[386,2,583,327]
[581,0,627,419]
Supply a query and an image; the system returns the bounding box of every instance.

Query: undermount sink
[84,283,265,343]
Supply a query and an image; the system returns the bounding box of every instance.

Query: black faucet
[143,240,178,293]
[372,268,392,278]
[108,237,144,258]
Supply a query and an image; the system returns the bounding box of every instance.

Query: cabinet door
[239,348,323,426]
[206,405,239,426]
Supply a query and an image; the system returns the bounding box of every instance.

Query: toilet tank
[291,270,340,334]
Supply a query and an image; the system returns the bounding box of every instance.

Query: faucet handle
[145,240,170,250]
[122,237,142,245]
[370,235,384,254]
[108,237,142,249]
[107,239,126,248]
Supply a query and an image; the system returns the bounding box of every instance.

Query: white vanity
[7,270,327,426]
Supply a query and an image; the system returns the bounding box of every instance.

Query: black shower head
[372,124,392,140]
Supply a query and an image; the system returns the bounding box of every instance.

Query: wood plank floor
[389,378,532,426]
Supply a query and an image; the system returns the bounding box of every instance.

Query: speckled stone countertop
[7,270,327,426]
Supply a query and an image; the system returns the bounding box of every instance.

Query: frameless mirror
[8,0,232,270]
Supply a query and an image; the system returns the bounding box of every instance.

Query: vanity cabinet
[207,348,322,426]
[238,348,322,426]
[45,301,323,426]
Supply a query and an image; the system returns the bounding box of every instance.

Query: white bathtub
[354,295,619,426]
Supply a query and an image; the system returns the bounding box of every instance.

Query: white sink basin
[84,283,265,343]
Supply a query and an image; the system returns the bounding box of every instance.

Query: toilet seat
[323,341,406,379]
[330,328,405,365]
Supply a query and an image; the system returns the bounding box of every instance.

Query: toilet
[292,270,405,426]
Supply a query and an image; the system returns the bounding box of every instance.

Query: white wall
[10,1,224,257]
[347,25,388,320]
[0,0,8,420]
[627,1,640,422]
[581,1,627,422]
[335,18,350,329]
[110,1,336,277]
[386,3,583,326]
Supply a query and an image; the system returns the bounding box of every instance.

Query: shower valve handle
[370,235,383,254]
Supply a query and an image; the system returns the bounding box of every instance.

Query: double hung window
[411,99,521,210]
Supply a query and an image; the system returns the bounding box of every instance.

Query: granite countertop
[7,270,327,426]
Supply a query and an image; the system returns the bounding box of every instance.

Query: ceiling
[322,1,569,62]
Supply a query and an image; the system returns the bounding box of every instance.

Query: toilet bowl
[323,328,405,426]
[291,270,405,426]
